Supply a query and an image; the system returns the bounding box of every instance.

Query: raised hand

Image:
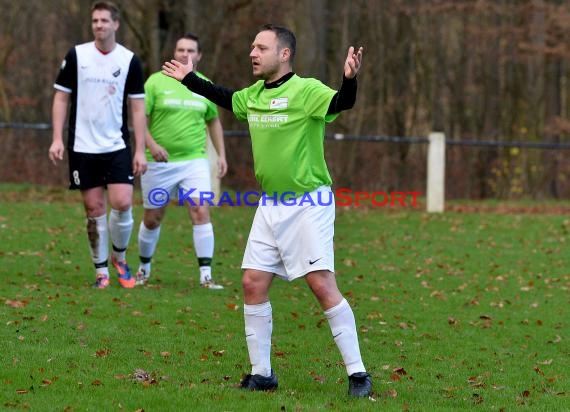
[162,59,194,81]
[344,46,364,79]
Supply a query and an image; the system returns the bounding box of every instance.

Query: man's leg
[305,270,372,397]
[107,183,135,288]
[240,268,278,390]
[136,207,165,284]
[188,203,222,289]
[82,187,110,288]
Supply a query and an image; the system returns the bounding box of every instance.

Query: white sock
[193,223,214,281]
[244,302,273,377]
[324,298,366,376]
[109,208,133,261]
[138,221,160,274]
[86,214,109,268]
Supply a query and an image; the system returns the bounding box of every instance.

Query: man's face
[174,38,201,66]
[91,9,118,43]
[249,30,283,80]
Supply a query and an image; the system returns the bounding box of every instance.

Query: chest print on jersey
[269,97,288,109]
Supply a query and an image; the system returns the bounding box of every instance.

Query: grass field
[1,184,568,411]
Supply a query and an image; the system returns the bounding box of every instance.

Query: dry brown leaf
[5,299,29,308]
[95,349,110,358]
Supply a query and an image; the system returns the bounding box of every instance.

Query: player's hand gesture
[162,59,193,82]
[344,46,364,79]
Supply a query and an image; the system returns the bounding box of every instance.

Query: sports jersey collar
[264,72,294,89]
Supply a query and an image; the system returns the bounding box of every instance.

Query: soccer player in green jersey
[162,24,371,397]
[136,33,227,289]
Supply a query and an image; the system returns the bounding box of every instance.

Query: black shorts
[68,147,134,190]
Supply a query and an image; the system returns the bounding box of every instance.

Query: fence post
[207,136,221,202]
[427,132,445,212]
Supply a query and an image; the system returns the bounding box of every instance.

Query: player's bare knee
[242,270,270,298]
[111,200,132,212]
[144,209,164,229]
[83,202,105,217]
[189,205,210,224]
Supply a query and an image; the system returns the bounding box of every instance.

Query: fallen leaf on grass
[538,359,553,365]
[467,376,486,388]
[393,367,407,375]
[94,349,110,358]
[226,303,239,311]
[548,335,562,344]
[383,388,398,398]
[5,299,29,308]
[132,369,157,385]
[309,371,325,383]
[212,350,225,357]
[472,393,484,404]
[41,378,55,386]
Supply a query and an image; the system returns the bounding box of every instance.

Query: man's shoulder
[114,43,136,58]
[75,41,94,51]
[146,71,183,87]
[290,75,323,86]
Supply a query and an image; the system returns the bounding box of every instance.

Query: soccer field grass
[1,184,568,411]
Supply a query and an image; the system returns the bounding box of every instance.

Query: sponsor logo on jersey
[269,97,288,109]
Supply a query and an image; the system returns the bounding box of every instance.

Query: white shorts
[241,186,335,281]
[141,159,211,209]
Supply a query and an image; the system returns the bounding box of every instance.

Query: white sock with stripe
[109,208,133,261]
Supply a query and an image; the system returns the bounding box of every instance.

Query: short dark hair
[178,32,201,53]
[260,24,296,64]
[91,1,120,21]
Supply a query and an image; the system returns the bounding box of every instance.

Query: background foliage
[2,0,570,199]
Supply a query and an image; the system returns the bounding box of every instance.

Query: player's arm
[207,117,227,178]
[130,98,148,175]
[327,46,364,115]
[145,126,169,163]
[162,60,234,111]
[49,90,69,165]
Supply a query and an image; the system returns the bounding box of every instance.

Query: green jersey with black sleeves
[232,74,338,196]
